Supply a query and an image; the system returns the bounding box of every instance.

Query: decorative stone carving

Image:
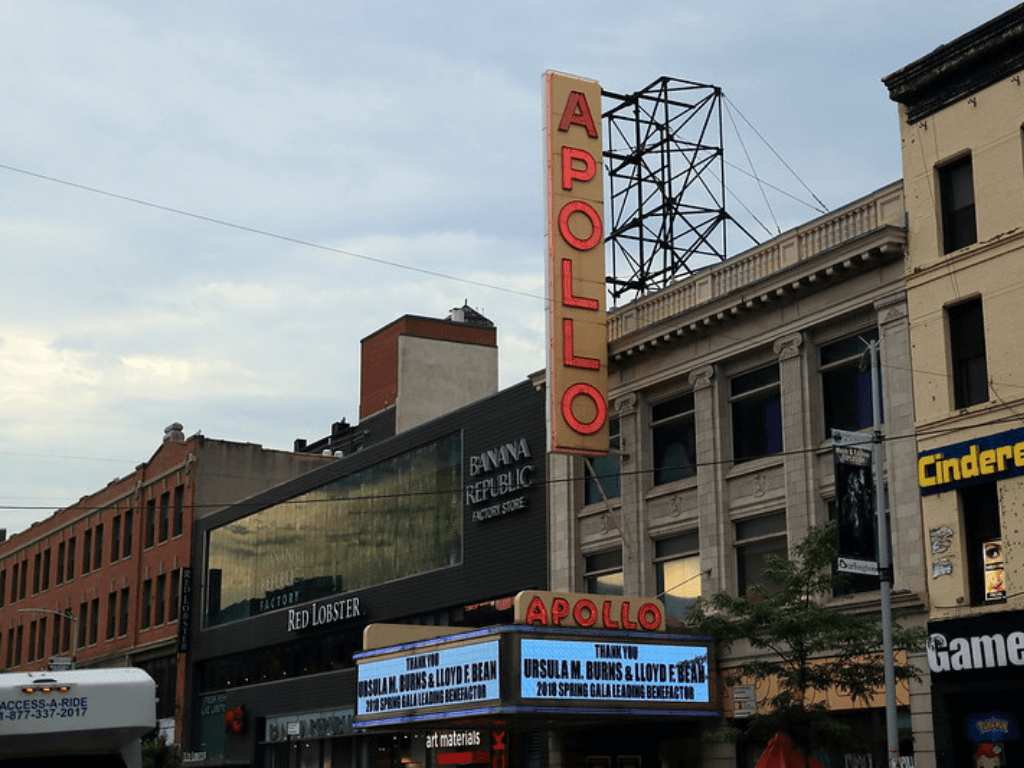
[689,365,715,391]
[773,332,803,360]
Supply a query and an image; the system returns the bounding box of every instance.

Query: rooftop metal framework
[603,77,751,303]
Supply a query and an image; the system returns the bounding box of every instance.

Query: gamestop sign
[544,71,609,456]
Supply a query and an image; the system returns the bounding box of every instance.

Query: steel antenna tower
[603,77,755,304]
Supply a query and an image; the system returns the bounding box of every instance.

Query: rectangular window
[41,549,50,591]
[56,542,65,584]
[155,574,167,626]
[173,485,184,537]
[89,598,99,645]
[15,625,23,666]
[67,536,77,579]
[948,298,989,409]
[6,628,13,667]
[78,602,88,649]
[735,512,788,596]
[0,570,5,608]
[94,524,103,568]
[821,329,879,437]
[61,611,71,653]
[655,531,701,621]
[18,559,27,599]
[83,529,92,573]
[111,516,121,562]
[585,418,621,504]
[141,579,152,630]
[107,591,118,640]
[169,569,180,622]
[146,499,156,549]
[27,621,36,662]
[124,510,134,557]
[51,614,61,657]
[119,587,131,636]
[36,617,46,661]
[159,492,170,543]
[652,393,697,485]
[32,553,41,594]
[10,563,18,603]
[939,155,977,253]
[731,364,783,463]
[584,550,623,595]
[961,482,1003,606]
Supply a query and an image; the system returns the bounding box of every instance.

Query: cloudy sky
[1,1,1012,535]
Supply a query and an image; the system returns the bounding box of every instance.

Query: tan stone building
[885,6,1024,767]
[548,182,934,767]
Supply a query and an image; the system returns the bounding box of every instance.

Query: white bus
[0,667,156,768]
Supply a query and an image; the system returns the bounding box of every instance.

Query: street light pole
[866,339,900,768]
[17,608,79,668]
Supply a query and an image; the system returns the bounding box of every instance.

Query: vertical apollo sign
[545,71,609,456]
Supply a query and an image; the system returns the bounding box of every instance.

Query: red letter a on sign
[558,91,598,138]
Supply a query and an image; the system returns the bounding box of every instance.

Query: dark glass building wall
[205,433,462,627]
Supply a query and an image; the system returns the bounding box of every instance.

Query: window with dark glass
[961,482,1002,606]
[155,574,166,626]
[731,364,783,463]
[37,617,46,661]
[173,485,184,538]
[51,614,60,656]
[159,492,170,543]
[78,602,88,649]
[145,499,156,548]
[655,531,701,620]
[205,433,462,627]
[93,524,103,569]
[119,587,130,636]
[821,329,879,437]
[111,516,121,562]
[41,549,50,591]
[56,542,65,584]
[62,611,71,653]
[18,559,27,599]
[83,529,92,573]
[948,298,988,409]
[141,579,152,630]
[0,570,5,608]
[735,512,787,596]
[15,625,23,666]
[32,553,41,594]
[585,417,620,504]
[107,591,117,640]
[10,563,17,603]
[939,155,977,254]
[67,537,76,579]
[169,569,180,622]
[652,393,697,484]
[124,510,134,557]
[27,621,36,662]
[89,597,99,645]
[584,550,623,595]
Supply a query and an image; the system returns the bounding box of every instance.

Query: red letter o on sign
[637,603,663,631]
[561,383,607,435]
[558,201,602,251]
[573,599,598,627]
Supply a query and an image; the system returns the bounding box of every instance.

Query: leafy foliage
[688,522,925,755]
[142,733,181,768]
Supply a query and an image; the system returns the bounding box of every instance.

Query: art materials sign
[544,71,609,456]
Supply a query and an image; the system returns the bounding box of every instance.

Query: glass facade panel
[206,433,462,627]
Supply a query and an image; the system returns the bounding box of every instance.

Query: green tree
[142,733,181,768]
[689,522,925,759]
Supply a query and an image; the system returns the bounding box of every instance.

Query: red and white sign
[514,590,665,632]
[544,71,609,456]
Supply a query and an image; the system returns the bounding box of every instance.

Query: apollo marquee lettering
[515,590,665,632]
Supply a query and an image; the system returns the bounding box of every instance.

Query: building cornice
[883,4,1024,123]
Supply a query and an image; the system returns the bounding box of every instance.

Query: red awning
[755,732,824,768]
